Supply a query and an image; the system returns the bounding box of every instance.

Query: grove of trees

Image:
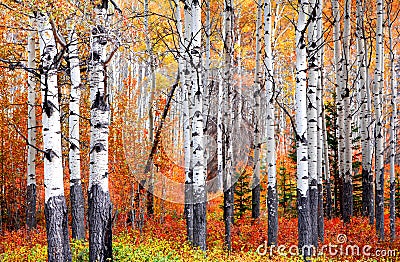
[0,0,399,261]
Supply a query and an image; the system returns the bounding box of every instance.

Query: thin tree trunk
[332,0,344,219]
[264,0,278,246]
[37,12,71,262]
[223,0,234,251]
[68,23,85,240]
[296,0,311,256]
[190,0,206,251]
[88,5,113,261]
[357,0,373,223]
[26,18,37,230]
[307,0,319,247]
[388,6,396,243]
[374,0,385,241]
[322,98,332,219]
[144,0,155,217]
[342,0,353,224]
[252,0,262,219]
[316,0,324,243]
[182,0,193,243]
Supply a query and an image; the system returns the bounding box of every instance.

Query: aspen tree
[88,2,113,260]
[252,0,262,219]
[295,0,311,255]
[264,0,278,246]
[26,18,37,230]
[67,23,85,240]
[342,0,353,223]
[37,12,72,262]
[307,0,319,247]
[374,0,385,241]
[190,0,206,250]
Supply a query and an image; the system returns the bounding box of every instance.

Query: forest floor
[1,200,399,261]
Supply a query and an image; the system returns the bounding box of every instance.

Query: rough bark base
[185,182,193,243]
[252,184,260,219]
[375,178,384,241]
[297,190,312,258]
[361,168,370,217]
[368,172,374,225]
[342,179,353,223]
[89,185,113,262]
[45,196,71,262]
[390,181,395,241]
[309,181,318,248]
[325,180,332,219]
[224,187,233,250]
[267,185,278,246]
[71,180,85,240]
[26,184,36,229]
[317,184,324,242]
[193,201,206,251]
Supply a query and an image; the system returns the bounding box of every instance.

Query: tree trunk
[68,23,85,240]
[182,0,194,243]
[223,0,234,250]
[252,0,262,220]
[307,0,319,248]
[388,3,396,242]
[316,0,324,243]
[190,0,206,251]
[144,0,155,217]
[357,0,373,223]
[88,6,113,261]
[332,0,344,219]
[264,0,278,246]
[322,107,332,219]
[37,12,71,262]
[374,0,385,241]
[296,0,311,256]
[26,18,37,230]
[342,0,353,224]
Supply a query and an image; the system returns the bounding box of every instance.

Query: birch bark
[264,0,278,246]
[68,23,85,240]
[374,0,385,241]
[37,12,71,262]
[252,0,262,219]
[190,0,206,250]
[88,5,113,261]
[295,0,311,255]
[26,19,37,230]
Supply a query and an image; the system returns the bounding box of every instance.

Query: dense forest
[0,0,399,261]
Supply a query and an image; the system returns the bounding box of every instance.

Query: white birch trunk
[190,0,206,250]
[37,12,71,262]
[223,0,234,250]
[307,0,319,247]
[144,0,155,216]
[342,0,353,223]
[388,10,397,241]
[182,0,194,243]
[67,23,85,240]
[316,0,324,242]
[252,0,262,219]
[374,0,385,241]
[295,0,311,255]
[357,0,373,222]
[88,6,113,261]
[264,0,278,246]
[332,0,345,189]
[26,19,37,229]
